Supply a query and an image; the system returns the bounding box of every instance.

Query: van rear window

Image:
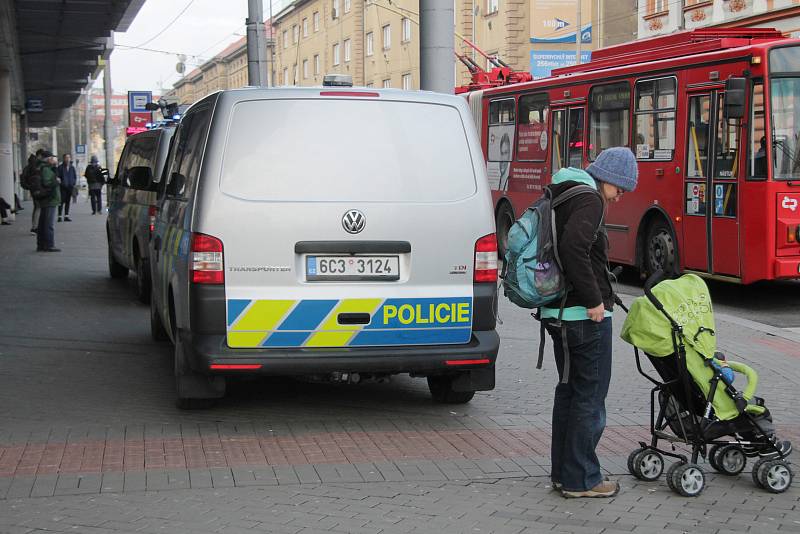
[219,99,477,202]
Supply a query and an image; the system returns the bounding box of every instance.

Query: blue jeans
[545,317,613,492]
[37,205,56,250]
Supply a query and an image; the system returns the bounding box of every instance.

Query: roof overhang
[5,0,146,127]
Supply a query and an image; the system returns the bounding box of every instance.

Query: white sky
[99,0,272,94]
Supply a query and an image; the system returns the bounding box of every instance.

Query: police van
[107,126,176,302]
[149,80,500,408]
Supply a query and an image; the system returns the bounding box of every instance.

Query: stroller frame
[633,274,784,463]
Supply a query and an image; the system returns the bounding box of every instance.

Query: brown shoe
[561,480,620,498]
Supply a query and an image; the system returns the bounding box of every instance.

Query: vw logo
[342,209,366,234]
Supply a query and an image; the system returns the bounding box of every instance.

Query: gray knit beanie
[586,147,638,192]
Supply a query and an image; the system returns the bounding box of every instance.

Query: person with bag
[56,153,77,221]
[20,149,45,234]
[542,147,637,498]
[35,151,61,252]
[85,155,105,214]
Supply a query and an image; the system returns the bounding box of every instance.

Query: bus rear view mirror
[724,77,746,119]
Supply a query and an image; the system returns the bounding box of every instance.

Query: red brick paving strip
[0,425,797,477]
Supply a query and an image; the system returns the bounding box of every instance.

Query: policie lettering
[382,302,471,325]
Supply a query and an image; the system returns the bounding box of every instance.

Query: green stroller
[619,273,793,496]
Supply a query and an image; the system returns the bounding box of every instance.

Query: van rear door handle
[337,313,370,325]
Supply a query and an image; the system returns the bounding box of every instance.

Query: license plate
[306,255,400,281]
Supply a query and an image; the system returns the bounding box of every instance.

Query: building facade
[168,0,637,101]
[639,0,800,39]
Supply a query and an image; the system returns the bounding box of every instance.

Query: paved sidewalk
[0,199,797,533]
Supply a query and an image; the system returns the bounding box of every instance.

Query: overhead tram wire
[133,0,198,48]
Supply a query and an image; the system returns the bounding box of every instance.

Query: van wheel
[496,204,515,259]
[108,241,128,279]
[427,375,475,404]
[135,254,152,304]
[645,220,677,277]
[174,333,225,410]
[150,294,169,342]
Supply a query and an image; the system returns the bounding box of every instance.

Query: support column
[84,88,91,165]
[419,0,455,93]
[0,70,14,217]
[103,62,114,177]
[69,106,75,161]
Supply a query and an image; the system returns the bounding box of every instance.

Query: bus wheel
[496,204,515,259]
[645,220,677,277]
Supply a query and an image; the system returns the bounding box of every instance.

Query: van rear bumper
[180,329,499,386]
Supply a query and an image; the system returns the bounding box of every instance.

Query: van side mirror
[724,77,746,119]
[166,172,186,197]
[127,166,153,190]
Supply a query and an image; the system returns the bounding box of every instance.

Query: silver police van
[149,83,500,408]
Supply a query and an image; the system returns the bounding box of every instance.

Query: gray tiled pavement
[0,199,797,532]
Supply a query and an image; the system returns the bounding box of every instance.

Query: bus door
[683,92,741,276]
[550,106,586,173]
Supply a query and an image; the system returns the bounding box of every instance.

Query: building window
[634,77,676,160]
[383,78,391,88]
[366,82,374,88]
[303,59,309,79]
[313,11,320,31]
[293,25,299,43]
[294,64,298,84]
[344,39,351,62]
[333,0,339,18]
[648,0,668,15]
[344,0,351,13]
[283,67,288,85]
[366,32,374,56]
[303,18,308,37]
[487,0,499,14]
[589,82,631,160]
[402,73,411,90]
[402,18,411,42]
[333,43,340,66]
[283,30,288,49]
[383,24,391,50]
[314,54,320,75]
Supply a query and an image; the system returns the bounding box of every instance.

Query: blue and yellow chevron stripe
[226,297,473,348]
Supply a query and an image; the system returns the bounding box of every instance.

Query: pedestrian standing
[541,147,638,498]
[23,149,46,234]
[57,153,77,222]
[36,152,61,252]
[85,155,105,215]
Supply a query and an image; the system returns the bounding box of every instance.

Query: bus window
[589,82,631,160]
[686,95,711,216]
[551,109,565,172]
[770,77,800,181]
[749,81,767,180]
[517,93,549,161]
[567,108,585,168]
[488,98,515,190]
[715,94,741,179]
[634,77,676,160]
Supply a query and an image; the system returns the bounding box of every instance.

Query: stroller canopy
[621,274,716,358]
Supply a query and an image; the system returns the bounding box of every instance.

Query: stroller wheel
[756,459,793,494]
[712,445,747,476]
[630,449,664,481]
[667,462,706,497]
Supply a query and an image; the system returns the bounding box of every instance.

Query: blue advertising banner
[530,50,592,78]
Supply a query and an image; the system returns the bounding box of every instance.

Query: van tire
[135,254,152,304]
[496,203,515,259]
[427,375,476,404]
[645,220,678,277]
[150,295,169,342]
[108,241,128,279]
[174,333,225,409]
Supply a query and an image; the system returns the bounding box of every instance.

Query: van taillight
[191,233,224,284]
[474,234,498,283]
[148,206,157,234]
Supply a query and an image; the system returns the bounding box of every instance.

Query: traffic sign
[76,144,86,155]
[127,91,152,113]
[129,112,152,126]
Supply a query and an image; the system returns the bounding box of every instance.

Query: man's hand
[587,304,605,323]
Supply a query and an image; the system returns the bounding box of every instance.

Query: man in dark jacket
[541,147,638,498]
[36,151,61,252]
[85,155,105,214]
[57,153,77,222]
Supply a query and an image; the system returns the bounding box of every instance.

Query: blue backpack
[502,184,599,309]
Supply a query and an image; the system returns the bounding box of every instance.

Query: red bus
[465,29,800,284]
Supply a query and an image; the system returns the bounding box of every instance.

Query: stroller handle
[643,270,667,310]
